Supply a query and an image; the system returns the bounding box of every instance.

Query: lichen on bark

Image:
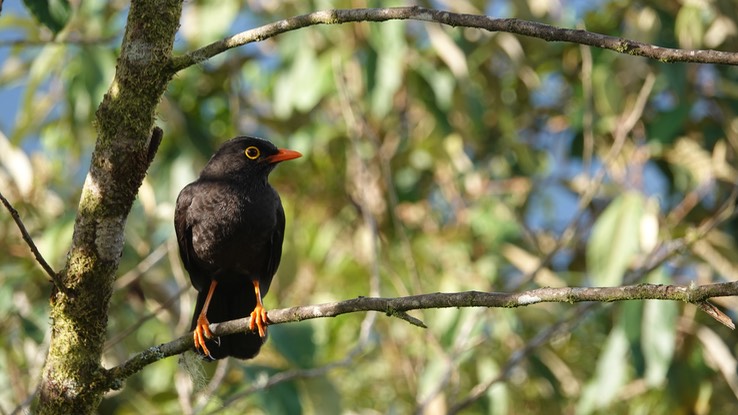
[34,1,182,414]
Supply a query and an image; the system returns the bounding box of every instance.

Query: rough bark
[34,1,180,413]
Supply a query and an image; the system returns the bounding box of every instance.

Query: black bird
[174,136,301,359]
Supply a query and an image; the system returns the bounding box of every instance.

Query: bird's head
[200,136,302,182]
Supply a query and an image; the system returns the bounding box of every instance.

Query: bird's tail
[190,281,264,360]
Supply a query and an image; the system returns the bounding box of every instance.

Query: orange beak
[265,148,302,164]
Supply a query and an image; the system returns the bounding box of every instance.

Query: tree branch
[102,281,738,391]
[0,36,117,48]
[447,185,738,411]
[170,6,738,72]
[0,189,67,294]
[35,1,181,412]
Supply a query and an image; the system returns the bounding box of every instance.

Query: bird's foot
[193,314,216,358]
[249,304,269,338]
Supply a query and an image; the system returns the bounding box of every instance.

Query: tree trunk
[34,1,182,413]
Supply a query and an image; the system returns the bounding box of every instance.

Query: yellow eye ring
[244,146,260,160]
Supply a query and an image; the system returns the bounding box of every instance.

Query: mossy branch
[170,6,738,72]
[34,0,181,412]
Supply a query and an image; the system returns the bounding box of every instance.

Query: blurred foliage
[22,0,72,35]
[1,0,738,414]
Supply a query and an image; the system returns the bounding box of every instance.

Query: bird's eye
[244,146,260,160]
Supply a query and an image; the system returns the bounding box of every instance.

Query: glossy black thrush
[174,136,301,360]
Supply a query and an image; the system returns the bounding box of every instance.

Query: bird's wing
[261,201,285,296]
[174,184,194,269]
[174,183,209,292]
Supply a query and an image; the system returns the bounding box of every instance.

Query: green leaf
[23,0,71,34]
[245,366,303,415]
[621,301,645,376]
[642,269,677,386]
[576,326,630,415]
[647,102,690,145]
[274,45,332,118]
[587,192,645,286]
[269,321,316,368]
[64,47,116,122]
[13,43,66,142]
[368,20,407,117]
[417,357,447,402]
[20,314,45,344]
[675,5,705,48]
[592,60,624,118]
[477,356,509,415]
[302,376,342,414]
[417,63,456,111]
[0,133,33,195]
[180,0,239,44]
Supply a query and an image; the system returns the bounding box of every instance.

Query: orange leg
[249,280,269,338]
[193,280,218,358]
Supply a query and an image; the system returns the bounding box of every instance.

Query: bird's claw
[194,314,215,358]
[249,305,269,338]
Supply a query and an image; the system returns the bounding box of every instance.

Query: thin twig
[579,24,594,173]
[448,302,601,414]
[697,301,735,330]
[104,285,189,351]
[114,243,169,289]
[0,36,117,48]
[170,6,738,73]
[512,74,656,290]
[210,336,370,413]
[0,190,68,295]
